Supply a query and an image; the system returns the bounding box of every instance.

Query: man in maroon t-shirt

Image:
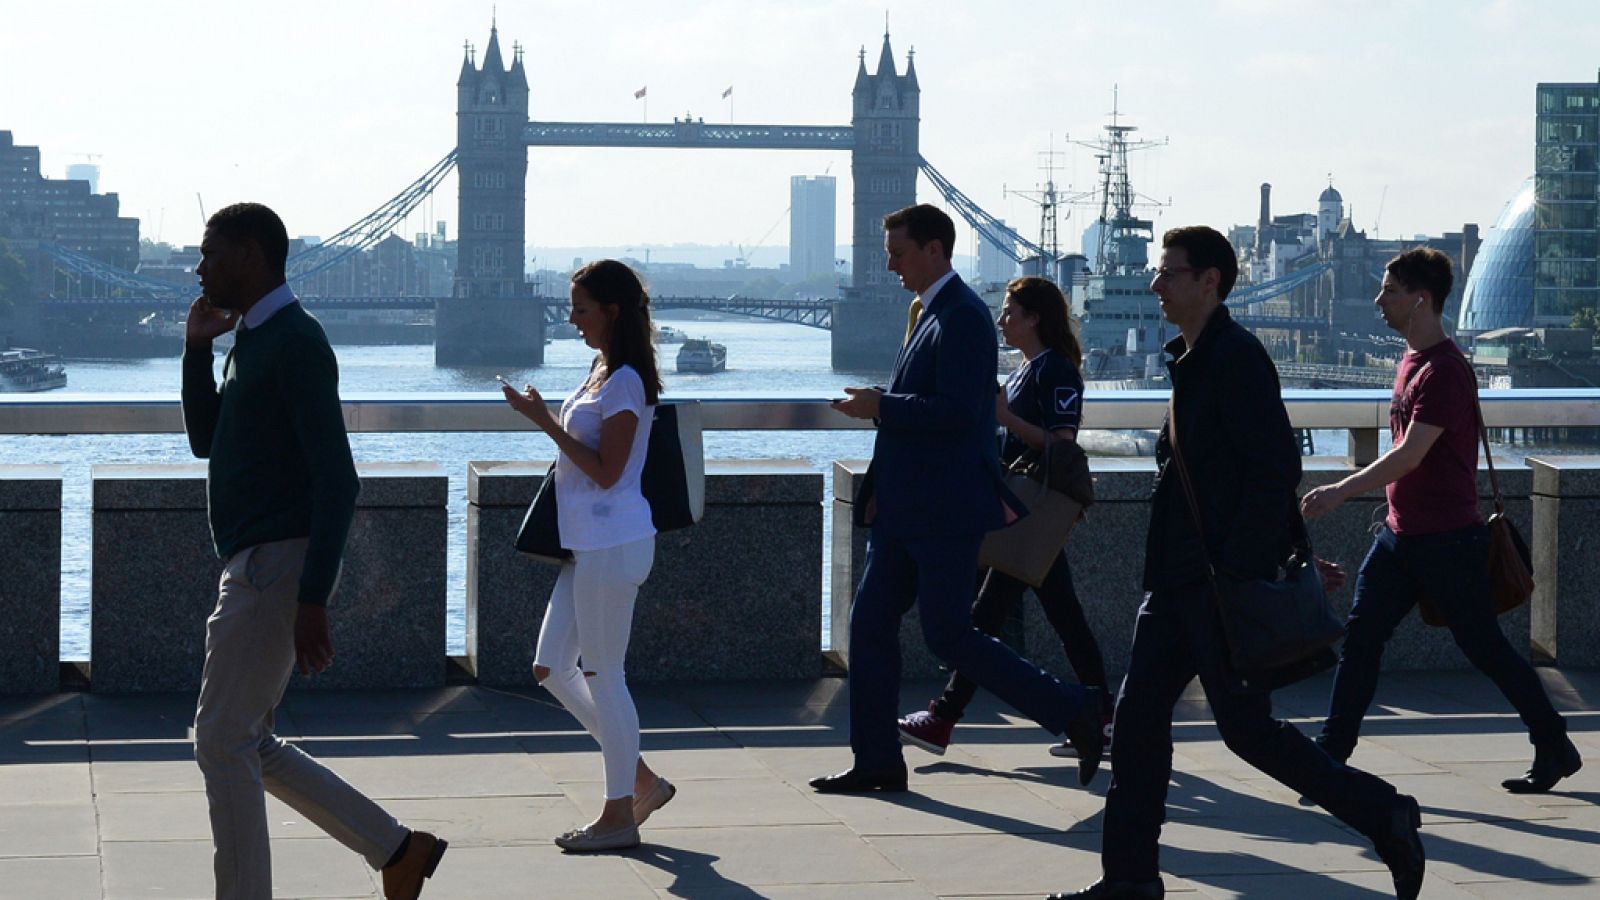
[1301,247,1579,794]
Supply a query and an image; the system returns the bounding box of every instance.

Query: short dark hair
[207,203,289,277]
[1161,225,1239,300]
[1385,247,1454,314]
[883,204,956,260]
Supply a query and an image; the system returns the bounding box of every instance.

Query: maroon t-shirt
[1385,340,1482,535]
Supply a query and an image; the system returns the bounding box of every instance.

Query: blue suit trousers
[848,528,1090,770]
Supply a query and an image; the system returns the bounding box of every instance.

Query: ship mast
[1072,86,1167,276]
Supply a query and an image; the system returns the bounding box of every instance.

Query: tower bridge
[33,21,1334,368]
[445,23,919,369]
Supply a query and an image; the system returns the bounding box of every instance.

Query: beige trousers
[193,537,408,900]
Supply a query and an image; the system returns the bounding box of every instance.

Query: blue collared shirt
[241,282,296,330]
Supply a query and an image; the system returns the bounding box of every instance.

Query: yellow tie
[903,297,923,345]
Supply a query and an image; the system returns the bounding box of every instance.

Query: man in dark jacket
[1052,226,1425,900]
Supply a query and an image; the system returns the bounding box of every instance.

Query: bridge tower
[439,23,544,366]
[833,31,921,371]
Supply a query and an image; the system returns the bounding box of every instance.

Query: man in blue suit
[814,204,1105,794]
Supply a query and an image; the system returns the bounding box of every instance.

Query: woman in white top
[501,259,672,853]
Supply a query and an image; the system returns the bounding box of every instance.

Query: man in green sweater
[183,203,445,900]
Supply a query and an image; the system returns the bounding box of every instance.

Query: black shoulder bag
[1166,393,1344,691]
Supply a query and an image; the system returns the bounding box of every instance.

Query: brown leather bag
[1416,355,1533,627]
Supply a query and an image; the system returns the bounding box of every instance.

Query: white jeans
[534,536,656,800]
[194,538,408,900]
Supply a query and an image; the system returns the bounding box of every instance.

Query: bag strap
[1164,392,1214,578]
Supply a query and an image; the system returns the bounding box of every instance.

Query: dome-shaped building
[1459,176,1535,335]
[1317,183,1344,241]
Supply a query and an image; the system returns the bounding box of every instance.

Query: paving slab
[101,837,377,899]
[0,854,103,899]
[418,843,658,899]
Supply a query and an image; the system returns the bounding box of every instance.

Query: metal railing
[4,391,1598,463]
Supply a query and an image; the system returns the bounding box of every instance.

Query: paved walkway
[0,670,1596,898]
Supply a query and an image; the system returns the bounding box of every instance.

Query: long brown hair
[1005,276,1082,368]
[571,259,663,404]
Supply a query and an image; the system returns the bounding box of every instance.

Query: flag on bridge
[722,86,733,99]
[634,86,647,99]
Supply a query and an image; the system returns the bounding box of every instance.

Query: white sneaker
[1051,720,1113,758]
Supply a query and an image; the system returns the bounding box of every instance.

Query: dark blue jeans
[848,529,1092,771]
[1103,586,1396,882]
[1319,523,1566,762]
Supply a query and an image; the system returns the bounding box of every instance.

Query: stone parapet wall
[87,463,447,693]
[467,459,823,685]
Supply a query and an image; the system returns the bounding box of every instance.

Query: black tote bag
[514,462,571,563]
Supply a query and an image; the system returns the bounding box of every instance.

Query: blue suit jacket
[854,273,1022,538]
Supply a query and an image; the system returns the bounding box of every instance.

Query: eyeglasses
[1153,266,1198,279]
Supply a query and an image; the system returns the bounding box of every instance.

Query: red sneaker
[897,703,955,755]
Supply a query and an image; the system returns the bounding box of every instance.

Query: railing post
[0,465,62,693]
[1348,427,1380,467]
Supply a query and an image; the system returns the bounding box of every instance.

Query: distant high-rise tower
[1533,76,1600,325]
[790,175,836,282]
[849,31,920,303]
[66,163,100,194]
[976,220,1016,285]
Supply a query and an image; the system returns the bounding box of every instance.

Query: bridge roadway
[53,294,1321,337]
[522,120,856,150]
[45,293,839,328]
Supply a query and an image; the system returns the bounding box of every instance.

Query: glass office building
[1460,176,1535,334]
[1534,79,1600,324]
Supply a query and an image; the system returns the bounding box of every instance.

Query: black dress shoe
[1372,794,1425,900]
[808,766,908,794]
[1502,738,1582,794]
[1046,877,1164,899]
[1064,687,1106,787]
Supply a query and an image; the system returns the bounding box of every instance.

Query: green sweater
[181,302,359,606]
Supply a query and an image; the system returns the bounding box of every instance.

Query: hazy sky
[2,0,1594,266]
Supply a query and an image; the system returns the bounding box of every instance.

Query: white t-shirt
[554,364,657,551]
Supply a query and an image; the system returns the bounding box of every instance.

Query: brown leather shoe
[382,830,448,900]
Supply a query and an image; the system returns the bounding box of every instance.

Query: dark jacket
[854,273,1022,538]
[1143,304,1300,592]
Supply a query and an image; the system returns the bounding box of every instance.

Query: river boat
[676,338,727,374]
[656,326,687,344]
[0,347,68,392]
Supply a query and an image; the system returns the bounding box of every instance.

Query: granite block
[831,461,946,679]
[0,466,62,694]
[468,460,824,685]
[1528,457,1600,666]
[90,464,448,692]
